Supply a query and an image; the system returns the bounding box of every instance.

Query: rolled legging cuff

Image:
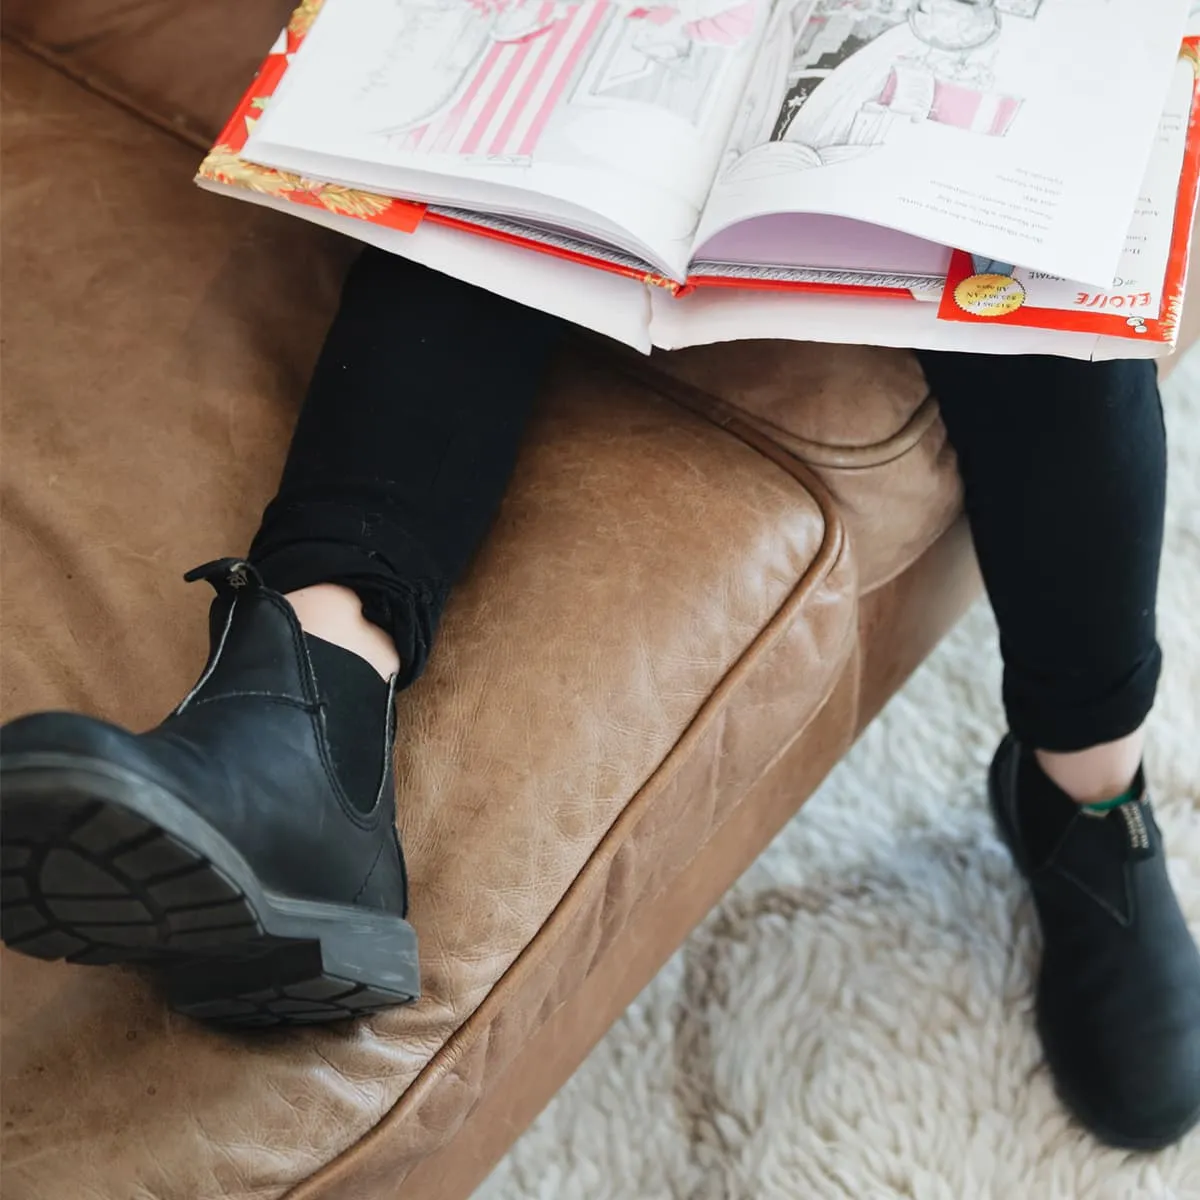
[1002,643,1162,754]
[249,504,447,688]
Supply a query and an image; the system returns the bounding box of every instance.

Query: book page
[691,211,952,287]
[697,0,1190,285]
[246,0,769,278]
[938,43,1200,339]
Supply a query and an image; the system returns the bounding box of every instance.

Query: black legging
[250,250,1166,753]
[250,251,561,684]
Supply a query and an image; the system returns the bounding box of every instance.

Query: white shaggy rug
[480,355,1200,1200]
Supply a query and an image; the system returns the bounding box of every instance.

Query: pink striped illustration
[461,4,555,154]
[517,0,608,156]
[488,3,573,154]
[390,1,611,162]
[434,42,506,153]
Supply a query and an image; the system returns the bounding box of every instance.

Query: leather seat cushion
[2,0,298,148]
[1,44,859,1199]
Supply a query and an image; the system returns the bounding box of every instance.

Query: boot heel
[164,906,419,1028]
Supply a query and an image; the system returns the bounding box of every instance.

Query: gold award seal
[953,273,1026,317]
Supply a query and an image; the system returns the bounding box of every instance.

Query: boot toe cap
[1039,989,1200,1149]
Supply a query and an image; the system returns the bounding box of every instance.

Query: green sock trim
[1083,787,1138,814]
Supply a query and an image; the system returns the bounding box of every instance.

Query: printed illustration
[363,0,759,163]
[571,0,756,123]
[722,0,1042,183]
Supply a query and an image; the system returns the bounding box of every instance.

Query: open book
[200,0,1200,358]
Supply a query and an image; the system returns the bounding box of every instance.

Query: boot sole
[0,751,420,1028]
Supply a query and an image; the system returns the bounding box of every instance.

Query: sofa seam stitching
[2,33,213,153]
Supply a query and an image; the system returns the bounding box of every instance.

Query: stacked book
[200,0,1200,358]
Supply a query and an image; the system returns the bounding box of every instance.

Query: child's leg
[250,248,563,683]
[920,353,1164,784]
[917,350,1199,1149]
[0,252,564,1023]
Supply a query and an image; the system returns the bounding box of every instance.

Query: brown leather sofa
[2,5,1193,1199]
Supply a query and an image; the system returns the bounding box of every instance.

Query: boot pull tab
[183,558,265,596]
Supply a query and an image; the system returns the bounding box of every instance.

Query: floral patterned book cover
[197,3,427,236]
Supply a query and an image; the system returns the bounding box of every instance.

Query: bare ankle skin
[1035,727,1145,806]
[284,584,400,681]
